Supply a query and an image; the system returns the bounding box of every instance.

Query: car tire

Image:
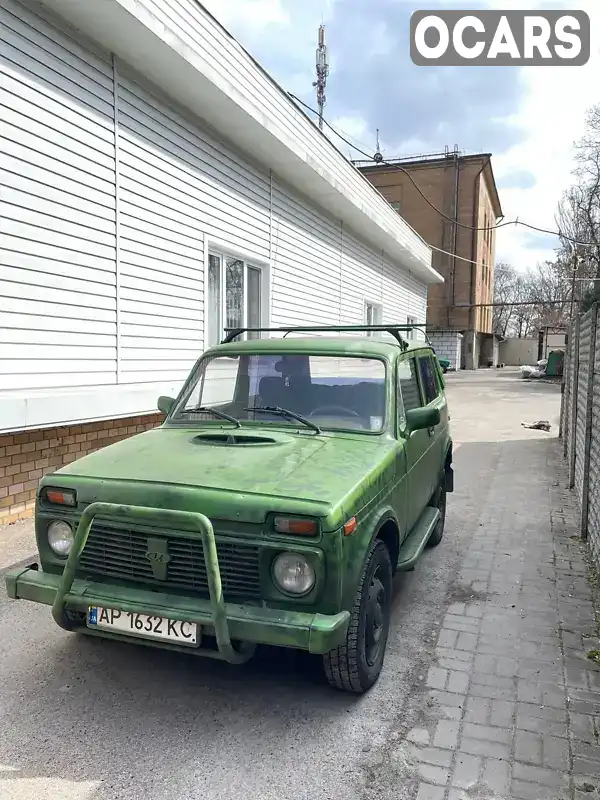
[427,482,447,548]
[323,539,392,694]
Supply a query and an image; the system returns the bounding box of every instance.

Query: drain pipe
[450,150,461,320]
[468,157,491,367]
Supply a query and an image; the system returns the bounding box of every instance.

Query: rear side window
[418,356,439,405]
[398,358,422,413]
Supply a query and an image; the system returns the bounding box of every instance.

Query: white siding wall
[0,0,430,432]
[341,233,385,324]
[0,0,117,390]
[270,180,342,326]
[382,256,427,328]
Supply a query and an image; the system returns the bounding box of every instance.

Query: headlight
[47,520,74,557]
[273,552,315,595]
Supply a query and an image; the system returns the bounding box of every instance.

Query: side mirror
[404,406,440,434]
[158,396,176,416]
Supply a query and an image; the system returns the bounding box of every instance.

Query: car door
[396,356,431,532]
[416,352,447,501]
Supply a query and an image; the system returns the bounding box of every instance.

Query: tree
[522,260,572,330]
[492,260,573,338]
[492,261,518,337]
[553,103,600,304]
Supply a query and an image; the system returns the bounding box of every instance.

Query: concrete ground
[0,370,598,800]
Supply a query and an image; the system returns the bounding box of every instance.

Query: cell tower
[313,24,329,131]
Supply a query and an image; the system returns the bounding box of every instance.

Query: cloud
[202,0,600,272]
[204,0,290,31]
[493,0,599,269]
[519,232,558,252]
[497,170,537,191]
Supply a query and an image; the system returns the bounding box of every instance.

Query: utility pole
[313,25,329,131]
[570,245,583,319]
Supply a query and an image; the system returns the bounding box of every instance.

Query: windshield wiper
[244,405,321,434]
[188,406,242,428]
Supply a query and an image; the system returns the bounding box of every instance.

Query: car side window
[418,356,439,405]
[397,358,422,421]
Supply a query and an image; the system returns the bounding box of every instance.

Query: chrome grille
[78,524,261,600]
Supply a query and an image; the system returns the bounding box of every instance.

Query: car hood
[52,425,396,525]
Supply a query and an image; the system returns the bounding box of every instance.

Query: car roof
[206,335,433,359]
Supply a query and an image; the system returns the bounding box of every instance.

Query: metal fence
[560,303,600,565]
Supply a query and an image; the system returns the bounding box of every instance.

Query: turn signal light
[273,516,318,535]
[44,488,77,507]
[343,517,357,536]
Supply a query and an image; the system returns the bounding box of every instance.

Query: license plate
[87,606,199,646]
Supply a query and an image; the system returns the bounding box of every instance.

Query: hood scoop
[191,432,279,446]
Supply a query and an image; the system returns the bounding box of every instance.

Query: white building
[0,0,442,522]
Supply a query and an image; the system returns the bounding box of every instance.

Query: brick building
[358,150,503,369]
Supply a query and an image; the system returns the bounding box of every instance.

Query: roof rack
[221,324,432,349]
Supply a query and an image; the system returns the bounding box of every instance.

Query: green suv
[6,325,453,693]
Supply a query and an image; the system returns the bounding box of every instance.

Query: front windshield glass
[173,353,387,432]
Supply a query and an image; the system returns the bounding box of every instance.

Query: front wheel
[323,539,392,694]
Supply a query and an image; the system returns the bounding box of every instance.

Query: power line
[429,242,592,275]
[456,300,571,308]
[429,242,506,268]
[287,92,599,249]
[311,115,378,156]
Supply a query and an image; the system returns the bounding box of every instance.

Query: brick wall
[0,413,165,525]
[359,157,498,334]
[429,331,463,371]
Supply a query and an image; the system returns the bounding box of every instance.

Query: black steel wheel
[323,539,392,694]
[427,483,447,548]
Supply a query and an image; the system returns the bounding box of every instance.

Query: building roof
[39,0,442,284]
[358,151,504,220]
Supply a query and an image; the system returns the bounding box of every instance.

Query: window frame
[406,315,418,340]
[396,355,423,435]
[204,242,270,347]
[364,299,383,336]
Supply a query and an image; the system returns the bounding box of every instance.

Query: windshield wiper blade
[244,405,321,434]
[189,406,242,428]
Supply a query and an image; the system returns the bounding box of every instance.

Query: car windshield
[172,353,387,432]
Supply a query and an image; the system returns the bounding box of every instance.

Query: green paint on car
[5,326,453,694]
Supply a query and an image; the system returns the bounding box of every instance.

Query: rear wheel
[427,482,447,548]
[323,539,392,694]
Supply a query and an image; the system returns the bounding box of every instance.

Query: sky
[202,0,600,273]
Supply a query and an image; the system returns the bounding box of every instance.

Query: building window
[365,300,383,335]
[207,251,264,345]
[406,315,417,340]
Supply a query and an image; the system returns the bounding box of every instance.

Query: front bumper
[5,566,349,656]
[5,500,349,660]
